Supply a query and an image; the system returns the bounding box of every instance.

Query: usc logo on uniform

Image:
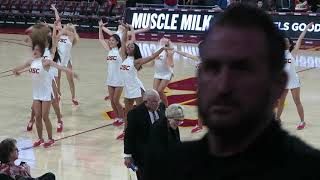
[120,65,130,71]
[59,39,67,43]
[29,68,40,74]
[106,56,117,61]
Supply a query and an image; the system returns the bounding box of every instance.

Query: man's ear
[271,71,288,101]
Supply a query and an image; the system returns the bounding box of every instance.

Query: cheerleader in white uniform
[57,34,72,68]
[12,40,77,148]
[26,23,64,133]
[56,24,80,107]
[47,32,65,133]
[174,50,201,68]
[98,20,124,126]
[24,23,48,132]
[116,23,170,140]
[174,49,203,133]
[101,20,151,41]
[276,22,313,130]
[153,37,174,107]
[51,4,80,107]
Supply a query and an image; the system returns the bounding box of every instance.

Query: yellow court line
[101,109,113,121]
[180,98,197,106]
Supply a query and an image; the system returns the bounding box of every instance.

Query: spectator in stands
[308,0,320,12]
[191,0,216,6]
[266,0,277,11]
[182,0,190,4]
[126,0,137,7]
[276,0,295,11]
[150,0,164,4]
[164,0,178,8]
[96,0,105,5]
[213,0,237,11]
[257,0,264,7]
[95,0,105,15]
[256,0,270,10]
[214,0,229,10]
[295,0,309,11]
[0,138,55,180]
[314,0,320,13]
[108,0,117,16]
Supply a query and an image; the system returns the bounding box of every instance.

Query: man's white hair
[143,89,160,101]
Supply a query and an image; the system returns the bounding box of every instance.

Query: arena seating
[0,0,125,30]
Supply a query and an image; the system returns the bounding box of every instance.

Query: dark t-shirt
[146,120,320,180]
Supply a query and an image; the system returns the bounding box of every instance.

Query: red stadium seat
[0,0,125,30]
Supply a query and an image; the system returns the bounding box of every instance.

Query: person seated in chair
[0,138,55,180]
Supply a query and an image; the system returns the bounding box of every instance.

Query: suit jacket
[144,116,181,180]
[124,102,166,166]
[148,118,180,152]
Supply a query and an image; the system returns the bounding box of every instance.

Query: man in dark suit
[124,89,166,180]
[146,4,320,180]
[144,104,182,180]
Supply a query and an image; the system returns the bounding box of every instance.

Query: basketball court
[0,33,319,179]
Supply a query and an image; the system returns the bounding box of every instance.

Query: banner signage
[125,8,320,40]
